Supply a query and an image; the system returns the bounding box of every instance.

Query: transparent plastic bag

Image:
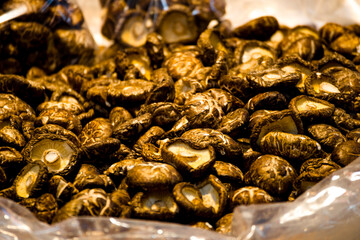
[0,0,96,75]
[100,0,226,47]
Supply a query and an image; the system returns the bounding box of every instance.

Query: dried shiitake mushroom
[245,155,297,197]
[109,106,133,127]
[211,161,244,185]
[104,158,144,183]
[13,161,49,199]
[250,109,303,149]
[246,68,301,90]
[233,16,279,41]
[276,55,313,93]
[181,128,243,158]
[290,158,341,200]
[19,193,58,223]
[347,128,360,143]
[308,124,346,152]
[260,131,323,162]
[233,40,277,70]
[305,72,342,102]
[217,108,249,137]
[35,108,82,135]
[245,91,287,112]
[289,95,335,122]
[182,92,224,128]
[0,146,25,170]
[73,164,115,191]
[173,175,227,219]
[34,124,81,148]
[156,4,198,44]
[22,134,79,176]
[0,125,26,149]
[137,102,181,127]
[112,113,152,143]
[133,126,165,154]
[164,52,203,80]
[161,138,216,178]
[215,213,233,234]
[116,10,149,47]
[48,175,79,204]
[331,140,360,166]
[197,29,228,65]
[53,188,122,223]
[231,186,274,207]
[126,162,182,190]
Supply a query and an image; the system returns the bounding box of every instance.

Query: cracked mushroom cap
[79,118,112,145]
[260,131,324,162]
[73,164,115,191]
[183,92,225,128]
[126,162,182,190]
[0,125,26,149]
[107,79,155,105]
[0,146,25,169]
[0,75,45,106]
[161,138,216,178]
[295,158,341,194]
[245,155,297,197]
[37,101,85,115]
[181,128,243,157]
[231,186,274,207]
[308,124,346,152]
[35,108,82,135]
[0,93,35,121]
[22,134,79,176]
[211,161,244,184]
[13,161,49,199]
[53,188,120,223]
[33,124,81,148]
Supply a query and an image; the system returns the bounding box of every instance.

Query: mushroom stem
[43,149,61,165]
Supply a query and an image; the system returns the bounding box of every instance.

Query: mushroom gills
[199,184,219,212]
[181,186,201,203]
[296,98,332,111]
[30,139,74,173]
[312,78,340,93]
[167,142,211,168]
[143,192,177,213]
[16,165,40,198]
